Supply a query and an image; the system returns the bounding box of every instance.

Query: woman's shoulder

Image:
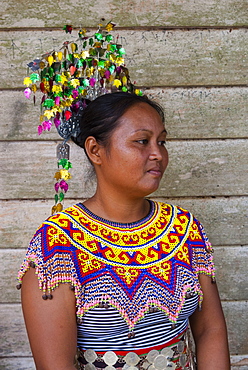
[17,203,83,298]
[153,200,210,242]
[153,200,195,219]
[34,203,81,230]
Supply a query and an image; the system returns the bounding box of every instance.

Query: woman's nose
[148,143,163,161]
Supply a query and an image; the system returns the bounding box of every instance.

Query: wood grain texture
[1,1,248,367]
[0,140,247,199]
[0,249,26,303]
[2,245,247,304]
[1,0,247,28]
[222,301,248,356]
[214,246,248,301]
[1,196,247,249]
[1,87,248,141]
[145,87,248,139]
[0,304,31,357]
[155,139,248,197]
[231,355,248,369]
[155,197,248,246]
[0,357,35,370]
[0,29,247,89]
[0,302,247,358]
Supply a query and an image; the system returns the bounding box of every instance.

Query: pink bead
[24,87,32,99]
[60,180,69,192]
[55,96,60,105]
[89,78,96,87]
[54,117,61,127]
[42,120,52,131]
[104,70,111,79]
[54,182,60,192]
[72,89,79,98]
[38,125,43,135]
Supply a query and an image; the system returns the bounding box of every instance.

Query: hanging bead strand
[52,142,72,215]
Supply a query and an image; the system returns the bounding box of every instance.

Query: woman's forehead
[117,103,165,130]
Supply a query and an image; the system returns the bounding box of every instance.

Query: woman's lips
[147,168,162,176]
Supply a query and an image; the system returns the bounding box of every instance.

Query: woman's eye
[158,140,167,146]
[136,139,148,144]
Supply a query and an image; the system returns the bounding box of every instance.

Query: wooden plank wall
[0,1,247,368]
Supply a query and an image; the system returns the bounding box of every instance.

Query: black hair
[71,92,165,152]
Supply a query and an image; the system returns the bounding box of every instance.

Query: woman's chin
[138,183,161,198]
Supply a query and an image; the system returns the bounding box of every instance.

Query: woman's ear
[84,136,102,165]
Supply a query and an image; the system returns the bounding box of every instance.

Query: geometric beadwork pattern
[18,201,215,330]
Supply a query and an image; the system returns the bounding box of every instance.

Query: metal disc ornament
[56,103,84,140]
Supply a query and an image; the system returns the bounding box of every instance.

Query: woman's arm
[21,268,77,370]
[189,274,230,370]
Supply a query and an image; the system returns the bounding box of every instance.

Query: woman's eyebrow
[132,129,167,134]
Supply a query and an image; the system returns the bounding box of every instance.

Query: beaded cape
[18,201,215,331]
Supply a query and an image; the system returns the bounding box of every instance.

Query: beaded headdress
[23,22,142,214]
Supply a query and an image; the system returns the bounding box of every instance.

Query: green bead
[94,32,103,41]
[98,61,105,68]
[82,79,89,87]
[117,47,125,56]
[77,59,84,68]
[59,192,64,202]
[110,44,117,52]
[48,67,54,77]
[29,73,40,83]
[109,65,115,74]
[105,35,113,42]
[43,99,54,108]
[55,74,61,83]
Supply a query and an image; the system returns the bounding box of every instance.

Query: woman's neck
[83,191,150,224]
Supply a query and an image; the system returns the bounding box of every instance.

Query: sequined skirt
[75,330,197,370]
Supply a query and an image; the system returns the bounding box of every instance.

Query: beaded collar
[18,201,215,332]
[77,199,155,229]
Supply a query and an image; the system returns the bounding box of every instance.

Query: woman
[18,92,230,370]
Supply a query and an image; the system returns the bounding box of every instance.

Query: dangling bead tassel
[51,142,72,215]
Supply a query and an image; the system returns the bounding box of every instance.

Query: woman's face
[97,102,169,199]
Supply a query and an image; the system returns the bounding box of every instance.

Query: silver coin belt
[76,336,194,370]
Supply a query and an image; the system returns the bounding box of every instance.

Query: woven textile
[18,200,215,331]
[75,328,196,370]
[76,296,198,351]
